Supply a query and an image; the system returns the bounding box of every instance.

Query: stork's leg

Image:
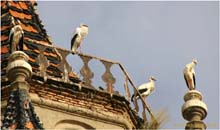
[12,43,16,52]
[79,42,83,53]
[80,46,82,53]
[142,96,148,123]
[134,96,139,112]
[144,96,147,104]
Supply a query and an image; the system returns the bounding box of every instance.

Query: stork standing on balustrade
[183,59,197,90]
[8,24,24,53]
[71,24,88,54]
[131,76,156,103]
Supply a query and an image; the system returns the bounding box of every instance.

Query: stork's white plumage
[131,76,156,102]
[183,59,197,90]
[9,24,24,53]
[71,24,88,54]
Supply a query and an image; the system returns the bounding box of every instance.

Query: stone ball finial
[182,90,208,121]
[6,51,32,82]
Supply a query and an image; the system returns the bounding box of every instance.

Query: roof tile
[0,45,9,54]
[9,9,32,20]
[1,25,11,31]
[21,23,38,33]
[18,1,29,10]
[10,1,23,10]
[1,35,8,41]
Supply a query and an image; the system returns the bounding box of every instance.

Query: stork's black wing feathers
[193,74,196,89]
[138,88,148,94]
[184,74,189,89]
[71,33,78,50]
[9,32,14,53]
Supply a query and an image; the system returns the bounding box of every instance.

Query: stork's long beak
[192,59,197,65]
[150,77,156,81]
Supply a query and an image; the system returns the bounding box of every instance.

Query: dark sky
[37,1,219,129]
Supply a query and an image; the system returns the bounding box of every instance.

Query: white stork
[131,76,156,102]
[71,24,88,54]
[8,24,24,53]
[183,59,197,90]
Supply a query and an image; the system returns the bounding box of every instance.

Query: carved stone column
[3,51,43,129]
[182,90,208,130]
[6,51,32,110]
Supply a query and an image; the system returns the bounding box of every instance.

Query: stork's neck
[191,62,196,68]
[186,62,195,69]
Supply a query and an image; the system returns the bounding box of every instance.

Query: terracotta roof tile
[20,23,38,33]
[9,9,32,20]
[0,45,9,54]
[1,1,7,8]
[25,122,34,129]
[1,35,8,41]
[18,1,29,10]
[1,25,11,31]
[10,1,23,10]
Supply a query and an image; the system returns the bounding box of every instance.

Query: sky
[37,1,219,129]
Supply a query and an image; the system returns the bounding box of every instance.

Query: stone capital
[184,90,203,101]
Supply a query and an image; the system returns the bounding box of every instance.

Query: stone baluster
[124,76,131,101]
[79,55,94,88]
[182,90,208,130]
[36,45,49,82]
[100,61,116,96]
[57,49,72,82]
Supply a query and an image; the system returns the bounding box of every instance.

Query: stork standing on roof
[8,24,24,53]
[183,59,197,90]
[71,24,88,54]
[131,76,156,103]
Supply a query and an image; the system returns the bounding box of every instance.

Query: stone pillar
[182,90,208,130]
[6,51,32,91]
[2,51,44,129]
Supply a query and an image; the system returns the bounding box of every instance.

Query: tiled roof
[1,1,80,129]
[2,89,44,130]
[1,0,80,81]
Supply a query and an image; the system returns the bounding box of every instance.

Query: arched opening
[54,119,95,130]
